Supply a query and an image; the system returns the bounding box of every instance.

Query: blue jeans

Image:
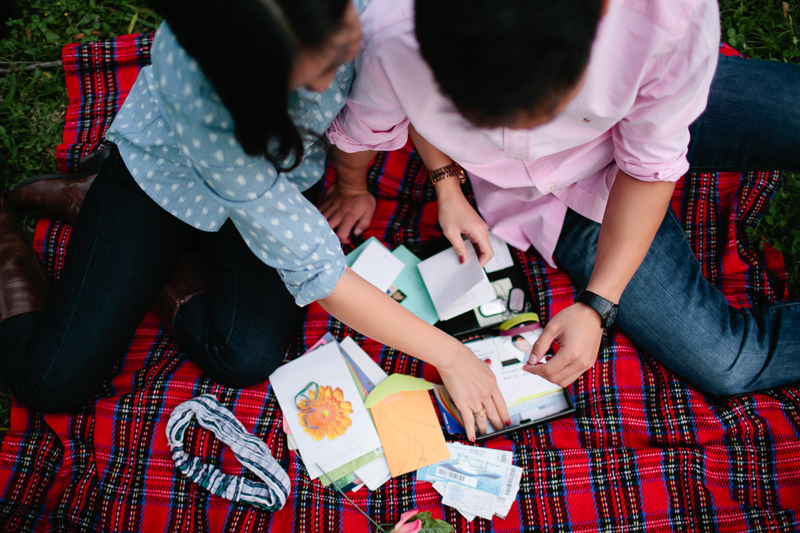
[0,146,303,412]
[555,55,800,395]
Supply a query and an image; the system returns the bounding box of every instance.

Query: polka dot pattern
[104,15,369,306]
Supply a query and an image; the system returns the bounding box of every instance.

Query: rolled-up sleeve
[613,0,719,183]
[161,77,346,306]
[327,47,410,153]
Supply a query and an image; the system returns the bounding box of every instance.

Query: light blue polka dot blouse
[106,3,369,307]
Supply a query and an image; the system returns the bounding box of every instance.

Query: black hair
[415,0,604,127]
[149,0,349,171]
[512,335,526,343]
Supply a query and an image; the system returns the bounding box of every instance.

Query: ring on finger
[473,408,487,420]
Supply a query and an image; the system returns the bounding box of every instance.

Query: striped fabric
[0,36,798,532]
[166,394,291,512]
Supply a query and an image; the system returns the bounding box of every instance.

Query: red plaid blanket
[0,36,798,532]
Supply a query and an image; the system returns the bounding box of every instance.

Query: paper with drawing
[270,343,382,479]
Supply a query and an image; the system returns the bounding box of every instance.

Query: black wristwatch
[574,289,618,328]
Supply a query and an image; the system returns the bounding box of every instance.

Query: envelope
[364,374,450,478]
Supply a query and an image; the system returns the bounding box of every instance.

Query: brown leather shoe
[4,148,110,225]
[151,251,210,332]
[0,197,52,323]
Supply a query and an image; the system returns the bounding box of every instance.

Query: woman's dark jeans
[0,145,303,412]
[555,55,800,395]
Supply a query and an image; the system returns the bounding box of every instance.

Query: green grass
[0,0,798,442]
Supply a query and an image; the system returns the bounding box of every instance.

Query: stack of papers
[417,442,522,521]
[348,236,506,325]
[348,238,439,325]
[273,333,453,493]
[271,334,393,492]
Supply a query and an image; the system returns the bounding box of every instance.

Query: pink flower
[393,509,422,533]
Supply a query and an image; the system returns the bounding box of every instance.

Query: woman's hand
[320,182,377,244]
[318,268,509,442]
[521,303,603,387]
[437,344,509,442]
[436,178,494,267]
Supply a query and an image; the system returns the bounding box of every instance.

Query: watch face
[605,305,619,328]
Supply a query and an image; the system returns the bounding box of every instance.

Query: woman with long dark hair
[0,0,508,442]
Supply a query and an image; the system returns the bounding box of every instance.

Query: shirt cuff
[326,117,409,154]
[615,153,690,184]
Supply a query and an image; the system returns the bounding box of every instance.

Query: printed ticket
[442,482,497,520]
[417,445,509,495]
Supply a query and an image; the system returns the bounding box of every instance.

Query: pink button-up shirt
[328,0,720,266]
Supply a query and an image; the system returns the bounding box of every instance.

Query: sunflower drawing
[297,384,353,441]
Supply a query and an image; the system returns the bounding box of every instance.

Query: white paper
[351,239,406,293]
[354,453,392,491]
[418,243,496,321]
[483,232,515,273]
[269,343,383,479]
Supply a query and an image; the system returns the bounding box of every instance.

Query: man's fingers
[530,322,558,364]
[354,212,372,237]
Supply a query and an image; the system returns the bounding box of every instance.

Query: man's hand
[521,303,604,387]
[320,183,376,244]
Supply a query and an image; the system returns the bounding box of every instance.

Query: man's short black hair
[415,0,604,127]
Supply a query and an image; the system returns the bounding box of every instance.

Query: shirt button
[549,184,557,191]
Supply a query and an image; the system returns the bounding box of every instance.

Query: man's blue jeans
[554,55,800,395]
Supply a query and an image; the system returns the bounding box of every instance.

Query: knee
[691,368,753,396]
[200,343,287,388]
[11,379,96,413]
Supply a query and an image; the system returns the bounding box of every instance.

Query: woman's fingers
[474,406,488,436]
[492,389,510,426]
[483,399,505,434]
[460,404,477,442]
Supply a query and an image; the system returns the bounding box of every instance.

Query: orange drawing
[296,384,353,441]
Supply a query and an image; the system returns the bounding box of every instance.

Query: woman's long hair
[150,0,349,171]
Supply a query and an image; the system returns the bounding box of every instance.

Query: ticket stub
[417,444,509,495]
[442,483,496,520]
[493,464,522,518]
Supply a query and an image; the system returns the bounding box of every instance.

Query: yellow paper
[369,389,449,477]
[364,373,432,409]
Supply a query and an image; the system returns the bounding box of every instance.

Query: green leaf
[127,10,138,34]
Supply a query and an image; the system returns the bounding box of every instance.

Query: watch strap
[574,289,618,328]
[429,162,466,185]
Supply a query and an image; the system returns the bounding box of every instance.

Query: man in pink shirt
[325,0,800,394]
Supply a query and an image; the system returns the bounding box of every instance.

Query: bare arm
[319,267,510,440]
[524,170,676,386]
[408,125,494,266]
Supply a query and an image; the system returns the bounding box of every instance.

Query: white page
[351,239,405,293]
[483,232,515,273]
[436,275,496,321]
[354,452,392,491]
[270,343,383,479]
[418,243,489,319]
